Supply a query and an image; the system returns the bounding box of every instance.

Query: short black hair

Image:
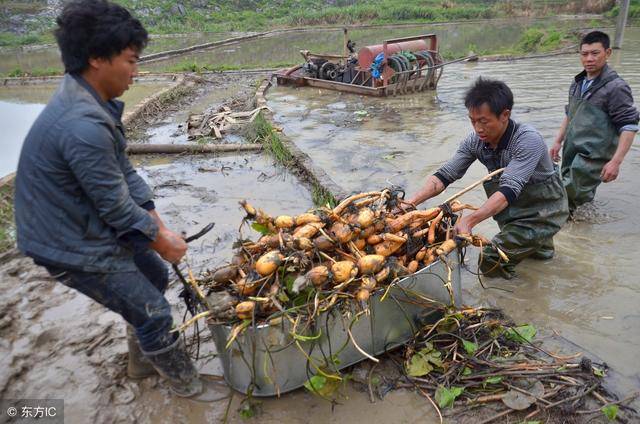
[54,0,148,74]
[580,31,610,49]
[464,77,514,117]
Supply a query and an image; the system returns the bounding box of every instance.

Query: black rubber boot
[126,325,158,379]
[143,336,229,402]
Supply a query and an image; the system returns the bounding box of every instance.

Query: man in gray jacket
[14,0,217,401]
[550,31,639,212]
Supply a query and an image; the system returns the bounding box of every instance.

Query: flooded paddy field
[267,27,640,402]
[0,77,177,177]
[140,17,598,72]
[1,22,639,423]
[135,72,267,145]
[0,31,251,75]
[1,16,599,76]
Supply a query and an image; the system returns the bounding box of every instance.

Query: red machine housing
[357,35,438,70]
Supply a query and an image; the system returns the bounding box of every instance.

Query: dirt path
[0,71,633,424]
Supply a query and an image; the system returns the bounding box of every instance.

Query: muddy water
[0,81,172,177]
[267,27,640,395]
[138,73,262,145]
[141,17,599,72]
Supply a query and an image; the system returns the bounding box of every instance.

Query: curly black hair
[464,77,514,117]
[54,0,148,74]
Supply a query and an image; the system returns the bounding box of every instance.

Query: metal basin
[209,254,462,396]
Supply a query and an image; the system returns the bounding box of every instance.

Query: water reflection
[0,32,248,75]
[0,101,44,177]
[0,81,173,176]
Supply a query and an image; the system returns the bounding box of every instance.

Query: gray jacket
[568,64,639,133]
[14,74,158,273]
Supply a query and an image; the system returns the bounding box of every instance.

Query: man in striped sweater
[407,78,569,279]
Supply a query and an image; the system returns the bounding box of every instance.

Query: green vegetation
[516,27,567,53]
[606,0,640,20]
[0,32,52,47]
[166,60,296,73]
[1,0,619,49]
[5,67,63,78]
[311,184,337,208]
[251,113,295,167]
[250,112,336,207]
[110,0,499,34]
[458,26,572,58]
[0,182,15,253]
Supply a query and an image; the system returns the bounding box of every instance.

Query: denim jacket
[14,74,158,272]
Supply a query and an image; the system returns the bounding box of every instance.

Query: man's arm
[65,121,186,263]
[601,130,636,182]
[65,121,158,239]
[121,153,154,206]
[601,80,639,182]
[454,191,508,235]
[406,175,446,206]
[550,115,569,162]
[407,134,477,207]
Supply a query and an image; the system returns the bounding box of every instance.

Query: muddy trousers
[45,250,177,352]
[479,172,569,279]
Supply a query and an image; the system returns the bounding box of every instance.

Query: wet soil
[133,73,266,145]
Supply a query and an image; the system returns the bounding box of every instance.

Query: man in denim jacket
[14,0,218,401]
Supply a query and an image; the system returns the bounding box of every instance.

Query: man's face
[580,42,611,76]
[92,47,140,99]
[468,103,510,144]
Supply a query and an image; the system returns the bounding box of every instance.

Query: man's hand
[549,141,562,162]
[601,159,621,183]
[150,227,188,264]
[453,215,475,236]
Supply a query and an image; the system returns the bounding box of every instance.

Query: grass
[0,182,15,253]
[2,0,620,49]
[0,32,52,48]
[606,0,640,20]
[166,60,297,73]
[456,26,572,58]
[4,67,63,78]
[516,27,568,53]
[250,112,337,207]
[312,185,337,208]
[251,113,295,167]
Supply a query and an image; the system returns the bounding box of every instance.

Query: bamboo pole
[614,0,631,49]
[443,168,505,204]
[126,143,263,155]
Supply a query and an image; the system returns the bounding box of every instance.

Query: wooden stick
[127,143,263,154]
[444,168,505,204]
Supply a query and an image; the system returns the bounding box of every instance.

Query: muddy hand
[151,228,188,264]
[549,141,562,162]
[453,215,474,236]
[600,160,620,183]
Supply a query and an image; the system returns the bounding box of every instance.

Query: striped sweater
[434,120,555,204]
